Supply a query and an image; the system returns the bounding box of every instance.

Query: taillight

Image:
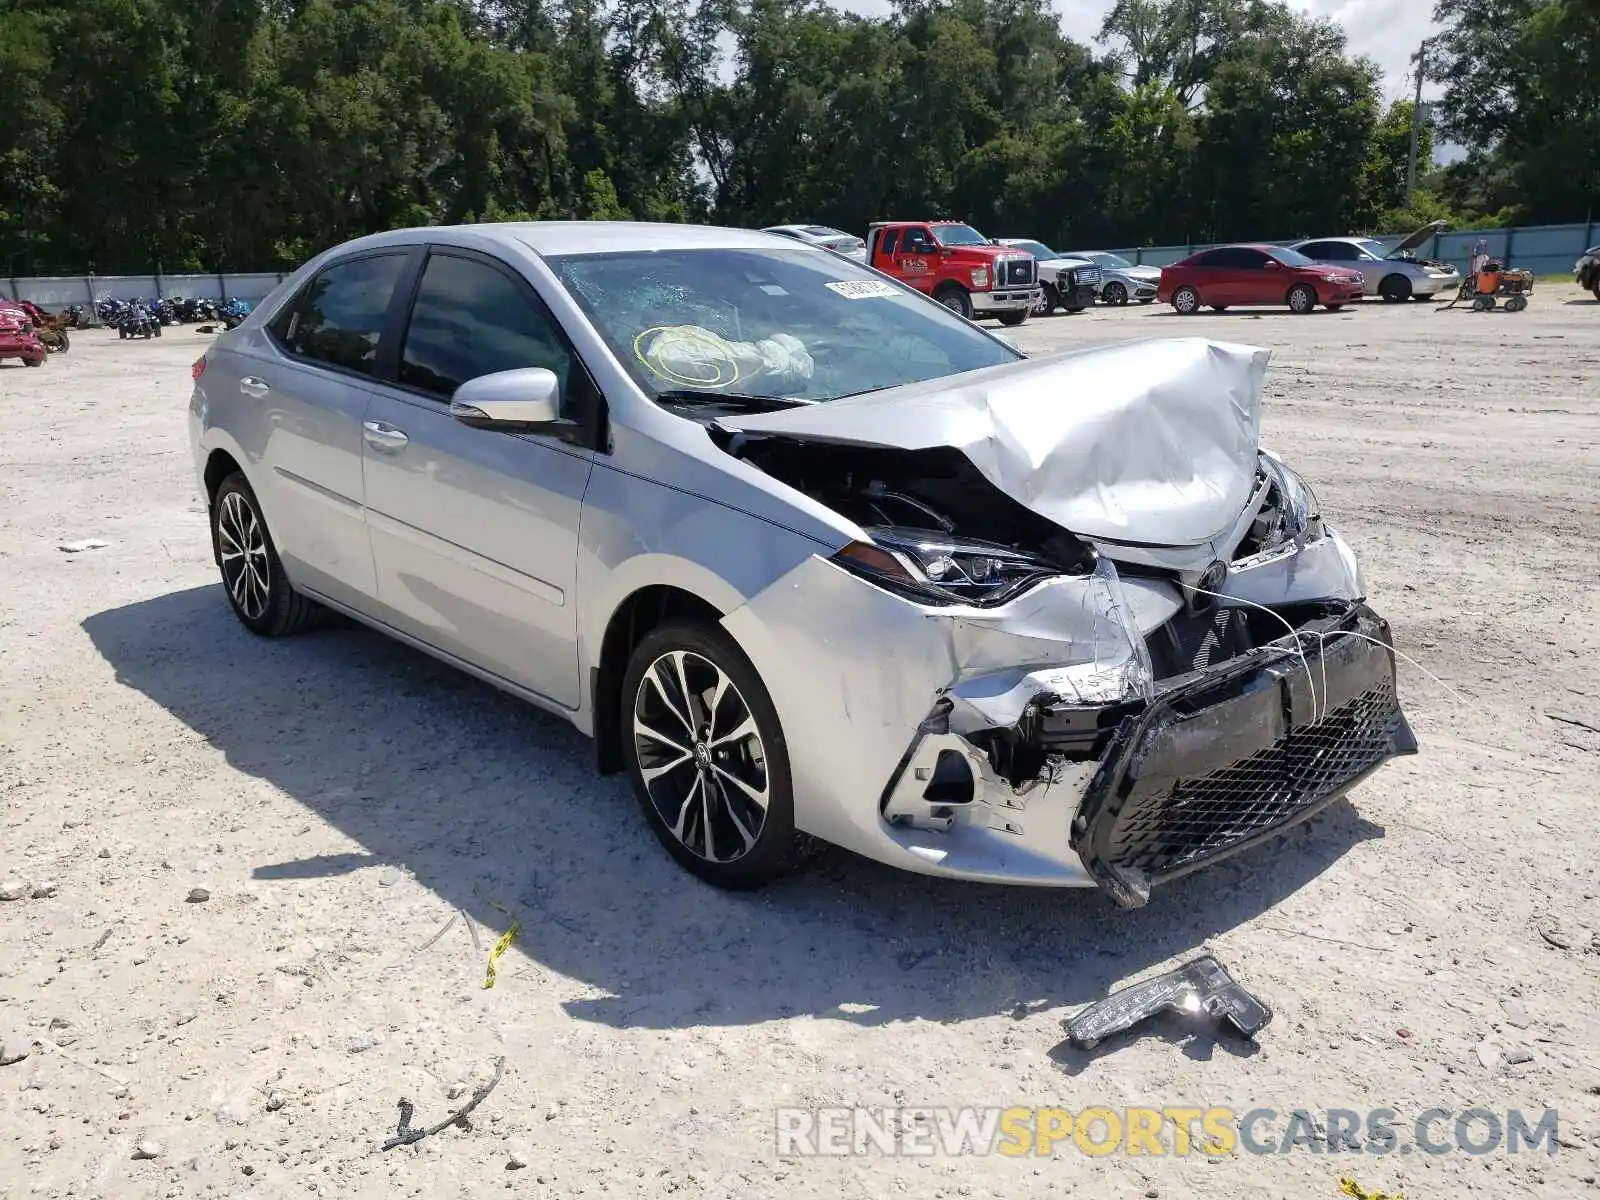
[192,357,207,382]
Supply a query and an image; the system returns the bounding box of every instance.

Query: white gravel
[1,292,1597,1197]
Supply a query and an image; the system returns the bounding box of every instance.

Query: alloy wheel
[632,650,769,864]
[217,489,271,621]
[1104,281,1128,306]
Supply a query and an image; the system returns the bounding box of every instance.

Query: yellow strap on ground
[482,899,520,990]
[1341,1179,1404,1200]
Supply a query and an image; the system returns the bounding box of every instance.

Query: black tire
[1326,304,1344,312]
[210,472,320,637]
[23,357,43,368]
[933,284,974,320]
[1102,280,1128,306]
[621,621,807,889]
[1138,297,1154,304]
[997,309,1029,327]
[1379,274,1412,303]
[1209,305,1229,312]
[119,327,128,340]
[153,322,162,337]
[1034,283,1057,316]
[1172,286,1200,314]
[1592,285,1599,302]
[1287,284,1317,314]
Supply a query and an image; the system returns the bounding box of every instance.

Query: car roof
[326,221,796,258]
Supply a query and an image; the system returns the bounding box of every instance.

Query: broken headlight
[833,527,1066,606]
[1254,452,1325,551]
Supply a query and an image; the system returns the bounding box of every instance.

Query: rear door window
[271,254,407,377]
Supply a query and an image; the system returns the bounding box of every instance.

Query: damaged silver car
[190,222,1416,906]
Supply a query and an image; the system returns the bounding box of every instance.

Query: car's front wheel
[1287,284,1318,314]
[1379,274,1412,303]
[211,472,320,636]
[1102,281,1128,306]
[622,621,805,889]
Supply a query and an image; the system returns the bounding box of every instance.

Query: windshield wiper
[654,389,814,412]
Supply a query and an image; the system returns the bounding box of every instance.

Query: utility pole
[1406,39,1428,209]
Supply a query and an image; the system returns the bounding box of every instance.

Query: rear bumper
[1069,603,1415,905]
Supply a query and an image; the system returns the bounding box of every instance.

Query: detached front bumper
[875,602,1413,904]
[1069,604,1415,905]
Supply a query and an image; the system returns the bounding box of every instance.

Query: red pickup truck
[865,221,1039,325]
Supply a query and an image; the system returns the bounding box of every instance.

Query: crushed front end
[714,339,1418,902]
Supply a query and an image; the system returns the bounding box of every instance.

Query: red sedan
[1157,244,1365,314]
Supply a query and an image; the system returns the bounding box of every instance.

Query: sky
[834,0,1447,103]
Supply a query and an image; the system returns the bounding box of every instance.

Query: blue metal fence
[1108,221,1599,276]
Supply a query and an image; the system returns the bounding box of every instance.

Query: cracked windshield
[549,248,1018,404]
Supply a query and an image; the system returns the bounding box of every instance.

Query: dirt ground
[1,286,1597,1200]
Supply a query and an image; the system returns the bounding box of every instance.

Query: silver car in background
[1290,222,1461,302]
[760,223,868,261]
[190,222,1414,906]
[1065,251,1162,305]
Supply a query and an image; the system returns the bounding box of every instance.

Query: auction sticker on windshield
[826,280,900,299]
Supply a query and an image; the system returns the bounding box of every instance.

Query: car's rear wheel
[622,622,805,889]
[211,472,320,637]
[997,309,1029,327]
[1209,305,1229,312]
[1287,284,1317,314]
[1379,274,1412,303]
[933,284,974,320]
[1326,304,1344,312]
[1172,286,1200,314]
[1033,283,1057,316]
[1102,281,1128,306]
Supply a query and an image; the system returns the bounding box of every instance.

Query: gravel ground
[1,288,1597,1200]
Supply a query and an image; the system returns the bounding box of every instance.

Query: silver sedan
[190,222,1414,905]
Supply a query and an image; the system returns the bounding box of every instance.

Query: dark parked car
[1157,244,1364,315]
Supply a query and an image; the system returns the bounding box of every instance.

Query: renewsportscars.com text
[775,1106,1559,1158]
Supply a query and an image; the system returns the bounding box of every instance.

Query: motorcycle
[118,305,162,339]
[217,297,252,330]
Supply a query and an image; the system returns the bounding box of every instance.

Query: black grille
[1146,607,1252,678]
[1104,680,1402,877]
[1005,258,1036,286]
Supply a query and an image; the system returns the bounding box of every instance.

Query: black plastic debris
[1065,955,1272,1049]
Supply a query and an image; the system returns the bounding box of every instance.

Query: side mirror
[449,367,573,434]
[1263,259,1281,270]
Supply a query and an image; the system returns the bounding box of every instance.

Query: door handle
[239,376,270,397]
[362,420,409,451]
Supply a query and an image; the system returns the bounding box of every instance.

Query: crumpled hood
[717,337,1271,547]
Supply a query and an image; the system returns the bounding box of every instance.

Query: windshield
[1269,246,1316,268]
[548,248,1020,405]
[1354,239,1389,261]
[931,224,989,247]
[1087,252,1133,269]
[1009,241,1055,259]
